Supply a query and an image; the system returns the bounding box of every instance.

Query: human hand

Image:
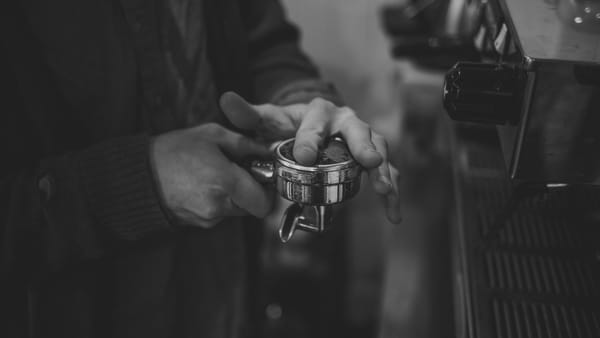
[151,123,274,228]
[219,92,401,223]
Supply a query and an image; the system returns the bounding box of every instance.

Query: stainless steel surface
[502,0,600,63]
[273,138,362,189]
[499,62,600,184]
[450,123,600,338]
[278,205,333,243]
[443,0,600,185]
[250,138,362,242]
[276,179,361,205]
[496,0,600,185]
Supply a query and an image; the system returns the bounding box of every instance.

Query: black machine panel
[453,129,600,338]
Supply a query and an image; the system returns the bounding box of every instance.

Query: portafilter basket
[249,137,362,243]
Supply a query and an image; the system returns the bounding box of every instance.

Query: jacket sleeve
[0,64,173,285]
[1,136,174,285]
[0,136,174,283]
[241,0,343,105]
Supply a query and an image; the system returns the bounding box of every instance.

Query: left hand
[219,91,401,223]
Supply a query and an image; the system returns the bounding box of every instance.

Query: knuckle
[204,123,225,136]
[309,97,335,111]
[198,218,222,229]
[217,173,236,192]
[262,103,276,111]
[202,204,223,220]
[203,122,219,130]
[338,114,366,131]
[339,106,356,117]
[201,190,230,219]
[372,133,387,146]
[332,107,355,123]
[298,124,327,138]
[309,97,326,107]
[361,143,378,156]
[358,119,370,130]
[230,132,245,148]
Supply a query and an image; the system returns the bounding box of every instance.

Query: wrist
[149,135,181,226]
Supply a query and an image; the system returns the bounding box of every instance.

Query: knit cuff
[77,135,173,241]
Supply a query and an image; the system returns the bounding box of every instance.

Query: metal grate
[484,252,599,297]
[492,300,600,338]
[479,212,584,250]
[454,134,600,338]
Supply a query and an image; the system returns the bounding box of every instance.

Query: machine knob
[443,62,524,125]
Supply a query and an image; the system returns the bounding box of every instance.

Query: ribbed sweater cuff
[78,135,172,241]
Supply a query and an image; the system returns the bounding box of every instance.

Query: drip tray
[452,129,600,338]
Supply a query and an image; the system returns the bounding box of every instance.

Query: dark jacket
[0,0,337,337]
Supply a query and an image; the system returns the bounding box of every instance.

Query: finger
[220,91,297,139]
[211,125,271,160]
[191,203,244,228]
[369,133,401,223]
[368,133,393,195]
[292,101,332,165]
[179,200,230,229]
[332,110,382,168]
[219,91,262,130]
[389,164,400,194]
[385,165,402,223]
[228,162,274,218]
[195,200,244,227]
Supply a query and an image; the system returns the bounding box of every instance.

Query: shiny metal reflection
[250,138,362,242]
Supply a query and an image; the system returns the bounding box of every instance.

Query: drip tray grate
[454,141,600,338]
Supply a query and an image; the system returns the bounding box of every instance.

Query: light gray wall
[281,0,403,327]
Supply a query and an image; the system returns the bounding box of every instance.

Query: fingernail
[294,145,317,165]
[373,176,392,194]
[379,175,393,189]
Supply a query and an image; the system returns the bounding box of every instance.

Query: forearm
[243,0,341,104]
[0,135,173,283]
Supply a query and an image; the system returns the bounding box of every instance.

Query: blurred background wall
[282,0,402,140]
[279,2,454,338]
[282,0,402,330]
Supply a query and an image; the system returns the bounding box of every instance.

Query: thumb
[220,91,261,131]
[212,125,271,161]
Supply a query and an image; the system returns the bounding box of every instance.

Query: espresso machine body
[438,2,600,338]
[443,0,600,186]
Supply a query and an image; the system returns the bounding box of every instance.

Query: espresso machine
[443,0,600,186]
[427,0,600,337]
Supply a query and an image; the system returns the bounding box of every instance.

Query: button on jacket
[0,0,339,337]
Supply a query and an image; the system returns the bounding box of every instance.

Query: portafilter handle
[279,204,333,243]
[247,137,361,243]
[248,159,333,243]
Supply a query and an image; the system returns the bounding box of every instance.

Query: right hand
[151,123,274,228]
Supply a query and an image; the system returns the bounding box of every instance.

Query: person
[0,0,401,337]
